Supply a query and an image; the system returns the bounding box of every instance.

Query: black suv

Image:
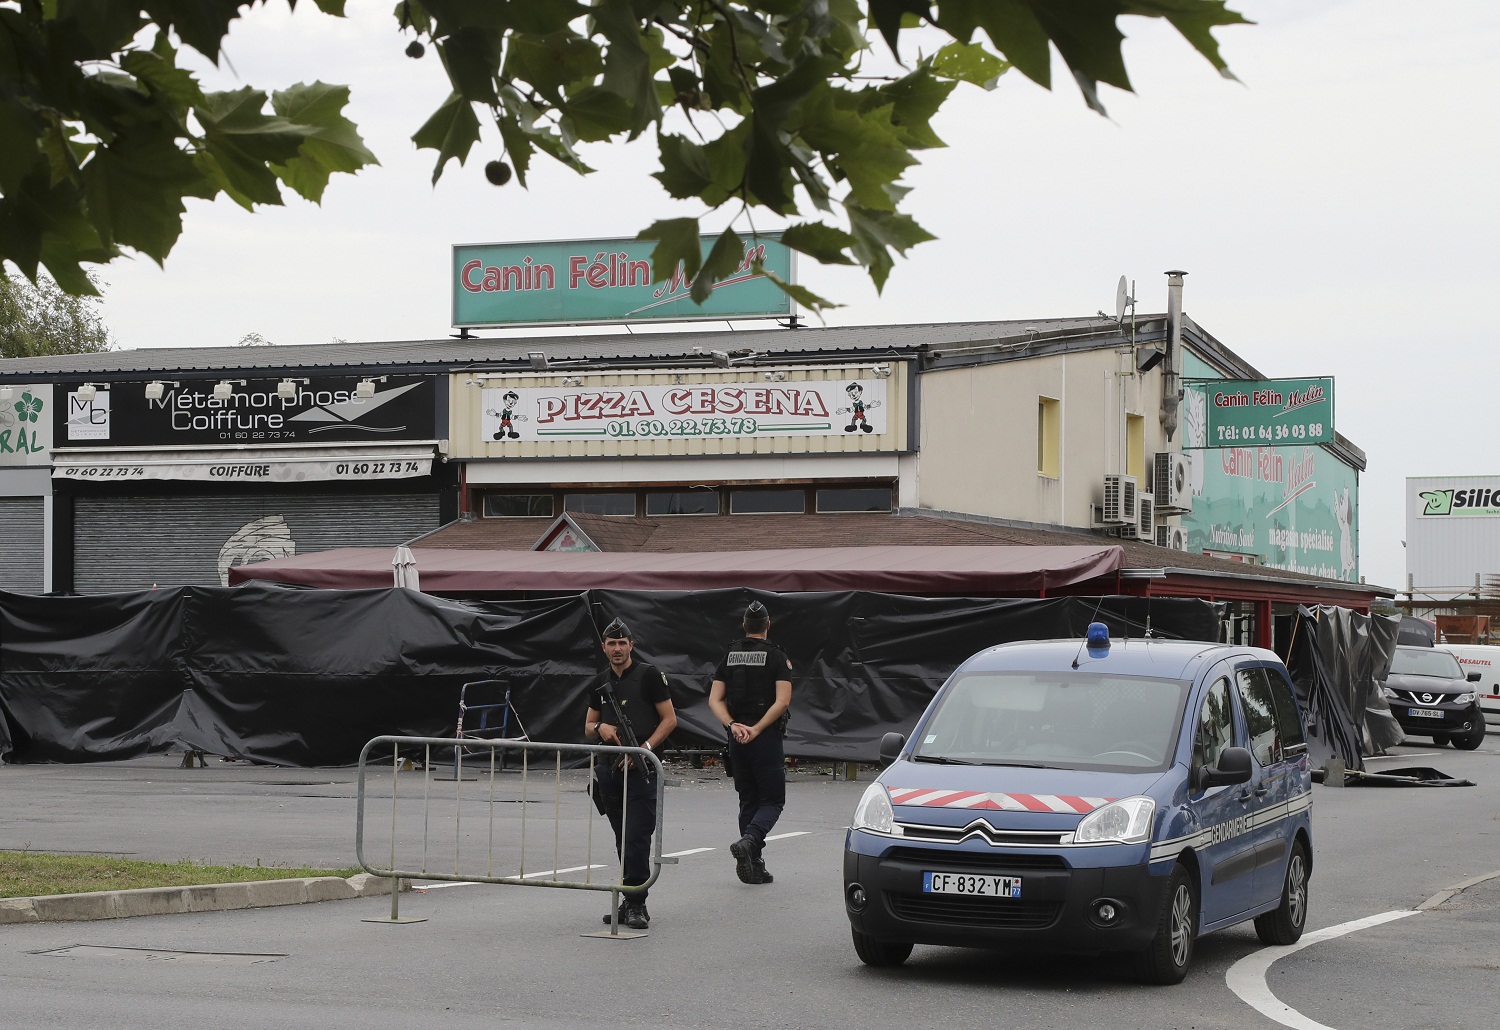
[1381,646,1486,750]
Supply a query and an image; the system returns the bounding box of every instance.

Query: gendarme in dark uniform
[584,617,677,930]
[709,601,793,884]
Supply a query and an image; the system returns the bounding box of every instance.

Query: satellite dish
[1115,275,1131,320]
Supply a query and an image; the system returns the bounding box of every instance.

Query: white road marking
[663,847,715,858]
[766,831,810,841]
[1225,910,1418,1030]
[1365,751,1437,760]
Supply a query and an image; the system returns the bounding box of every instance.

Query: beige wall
[918,350,1169,527]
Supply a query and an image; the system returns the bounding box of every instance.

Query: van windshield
[913,671,1190,770]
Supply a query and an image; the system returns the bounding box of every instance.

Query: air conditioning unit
[1153,451,1193,513]
[1155,525,1190,550]
[1101,474,1138,524]
[1119,492,1154,539]
[1135,492,1154,540]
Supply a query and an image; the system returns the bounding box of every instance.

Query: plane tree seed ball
[485,160,513,186]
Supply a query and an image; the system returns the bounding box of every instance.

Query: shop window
[646,490,719,516]
[483,494,554,518]
[730,489,805,514]
[564,492,636,516]
[816,487,893,513]
[1038,396,1060,478]
[1126,413,1146,483]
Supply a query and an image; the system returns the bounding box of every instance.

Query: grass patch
[0,851,363,899]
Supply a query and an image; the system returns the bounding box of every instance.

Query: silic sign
[1190,377,1334,447]
[55,376,437,447]
[480,378,886,443]
[1416,484,1500,518]
[452,235,794,327]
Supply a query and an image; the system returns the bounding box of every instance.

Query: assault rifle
[597,679,654,784]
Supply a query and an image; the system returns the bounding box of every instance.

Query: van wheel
[1254,840,1309,945]
[851,929,913,967]
[1431,734,1449,746]
[1453,723,1486,751]
[1136,863,1196,984]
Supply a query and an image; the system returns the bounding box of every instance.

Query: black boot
[730,833,759,883]
[751,859,774,884]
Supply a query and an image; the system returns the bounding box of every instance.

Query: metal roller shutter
[74,492,441,592]
[0,497,45,592]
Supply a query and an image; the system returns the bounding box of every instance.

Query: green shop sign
[452,235,794,328]
[1190,377,1335,447]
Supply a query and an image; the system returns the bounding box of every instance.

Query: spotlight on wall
[76,383,98,401]
[0,386,13,401]
[354,375,388,400]
[143,380,180,401]
[277,377,309,400]
[763,371,788,382]
[528,351,549,370]
[871,364,892,378]
[561,375,584,387]
[710,350,733,368]
[212,380,245,400]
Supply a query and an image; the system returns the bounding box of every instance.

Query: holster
[588,774,618,817]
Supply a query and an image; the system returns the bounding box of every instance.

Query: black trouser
[729,729,785,860]
[593,760,657,904]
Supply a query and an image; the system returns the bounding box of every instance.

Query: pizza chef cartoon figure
[487,390,528,440]
[836,381,881,433]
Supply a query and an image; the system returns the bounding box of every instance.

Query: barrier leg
[361,877,427,925]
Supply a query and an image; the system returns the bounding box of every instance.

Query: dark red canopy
[228,544,1124,595]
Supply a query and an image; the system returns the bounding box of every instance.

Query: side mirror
[1467,671,1481,682]
[879,731,907,765]
[1196,745,1253,790]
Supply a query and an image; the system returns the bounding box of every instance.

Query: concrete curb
[0,872,406,925]
[1416,867,1500,911]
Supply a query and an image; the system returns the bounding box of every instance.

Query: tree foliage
[0,270,113,359]
[0,1,1247,308]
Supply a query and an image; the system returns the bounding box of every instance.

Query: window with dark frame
[646,490,719,516]
[816,487,893,513]
[564,492,636,516]
[729,489,806,514]
[482,494,555,518]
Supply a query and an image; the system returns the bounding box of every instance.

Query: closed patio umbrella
[391,545,420,591]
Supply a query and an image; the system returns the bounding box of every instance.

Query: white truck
[1441,644,1500,728]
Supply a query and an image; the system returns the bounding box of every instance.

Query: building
[0,273,1384,647]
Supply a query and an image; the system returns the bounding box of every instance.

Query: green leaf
[879,66,956,149]
[930,40,1009,89]
[501,30,602,101]
[141,0,248,63]
[81,123,206,262]
[269,82,379,203]
[654,133,714,200]
[194,147,283,210]
[197,88,317,163]
[690,227,743,304]
[758,265,841,316]
[591,1,660,137]
[558,87,632,144]
[781,222,856,265]
[867,0,932,57]
[935,0,1053,88]
[636,217,701,285]
[438,25,506,104]
[845,203,935,291]
[413,92,482,184]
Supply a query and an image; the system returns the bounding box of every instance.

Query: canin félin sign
[452,235,794,327]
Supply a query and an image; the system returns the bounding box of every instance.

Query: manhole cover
[35,946,285,965]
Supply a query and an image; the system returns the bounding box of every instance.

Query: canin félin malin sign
[451,235,794,328]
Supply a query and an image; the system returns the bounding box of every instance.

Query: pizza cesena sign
[57,375,435,448]
[482,378,886,442]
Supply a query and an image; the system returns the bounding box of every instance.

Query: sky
[79,1,1500,594]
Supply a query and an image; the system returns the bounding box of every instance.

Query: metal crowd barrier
[355,734,669,937]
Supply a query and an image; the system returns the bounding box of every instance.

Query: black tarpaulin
[1285,605,1402,772]
[1,585,1221,767]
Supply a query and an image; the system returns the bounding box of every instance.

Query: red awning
[228,544,1125,595]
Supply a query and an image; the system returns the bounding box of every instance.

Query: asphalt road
[1,734,1496,1030]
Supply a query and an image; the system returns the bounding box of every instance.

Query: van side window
[1235,667,1282,766]
[1193,677,1235,775]
[1265,669,1306,754]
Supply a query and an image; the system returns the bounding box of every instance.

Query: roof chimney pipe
[1160,270,1187,441]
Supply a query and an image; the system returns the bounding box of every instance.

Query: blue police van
[843,625,1312,984]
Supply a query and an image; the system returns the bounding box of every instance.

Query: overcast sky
[82,0,1499,593]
